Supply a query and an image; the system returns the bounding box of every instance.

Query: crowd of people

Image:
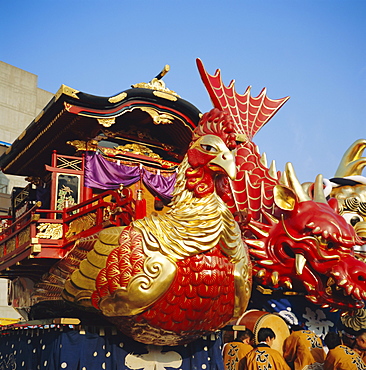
[222,325,366,370]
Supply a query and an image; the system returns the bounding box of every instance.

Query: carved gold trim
[108,92,127,103]
[103,128,175,151]
[140,107,175,125]
[97,118,116,127]
[114,143,162,160]
[36,223,63,239]
[54,84,80,101]
[100,148,176,168]
[133,80,174,94]
[67,139,98,152]
[132,66,180,97]
[153,91,178,101]
[133,83,179,99]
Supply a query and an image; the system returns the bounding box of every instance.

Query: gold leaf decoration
[36,223,63,239]
[108,92,127,103]
[97,118,115,127]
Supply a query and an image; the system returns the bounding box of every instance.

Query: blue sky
[1,0,366,183]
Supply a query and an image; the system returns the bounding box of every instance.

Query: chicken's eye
[201,144,217,153]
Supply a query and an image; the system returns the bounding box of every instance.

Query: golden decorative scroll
[36,223,63,239]
[140,107,175,125]
[341,308,366,331]
[67,139,98,152]
[97,118,116,127]
[114,143,162,160]
[99,242,177,317]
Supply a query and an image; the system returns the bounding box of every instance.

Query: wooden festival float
[1,60,366,369]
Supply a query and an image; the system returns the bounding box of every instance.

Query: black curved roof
[0,81,201,177]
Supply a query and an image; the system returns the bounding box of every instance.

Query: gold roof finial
[132,65,180,97]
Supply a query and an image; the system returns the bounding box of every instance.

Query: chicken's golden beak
[210,148,237,180]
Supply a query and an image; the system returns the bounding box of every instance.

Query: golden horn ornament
[285,162,311,202]
[313,174,328,204]
[335,139,366,177]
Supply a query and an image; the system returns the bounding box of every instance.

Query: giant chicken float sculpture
[60,107,252,345]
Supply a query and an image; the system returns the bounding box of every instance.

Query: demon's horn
[313,174,327,204]
[285,162,311,202]
[335,139,366,177]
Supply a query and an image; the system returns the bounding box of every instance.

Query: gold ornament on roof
[132,65,180,98]
[108,92,127,104]
[54,84,80,101]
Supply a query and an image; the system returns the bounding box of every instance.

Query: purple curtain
[142,168,176,203]
[84,152,177,201]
